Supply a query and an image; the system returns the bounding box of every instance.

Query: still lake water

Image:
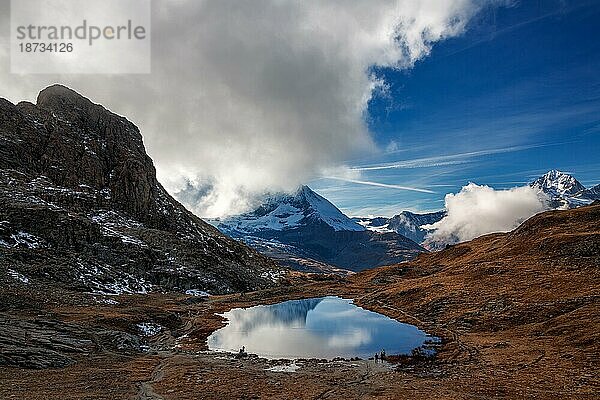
[207,296,438,360]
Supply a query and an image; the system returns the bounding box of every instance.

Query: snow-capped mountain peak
[215,185,424,272]
[219,185,365,234]
[292,186,366,231]
[530,170,586,197]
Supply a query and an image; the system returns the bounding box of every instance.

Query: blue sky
[310,0,600,217]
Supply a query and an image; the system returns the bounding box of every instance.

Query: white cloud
[0,0,502,217]
[423,183,548,246]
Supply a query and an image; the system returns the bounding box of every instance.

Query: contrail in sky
[324,177,435,194]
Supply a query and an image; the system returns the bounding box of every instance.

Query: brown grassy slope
[350,203,600,396]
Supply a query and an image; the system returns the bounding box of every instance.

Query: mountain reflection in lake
[207,296,436,360]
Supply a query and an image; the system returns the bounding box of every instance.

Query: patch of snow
[93,296,119,305]
[576,184,600,200]
[10,231,45,249]
[185,289,211,297]
[355,219,394,233]
[7,269,29,284]
[89,211,147,247]
[90,281,149,296]
[260,269,286,282]
[76,260,151,295]
[266,362,301,373]
[99,188,112,199]
[118,234,145,246]
[136,322,163,337]
[175,333,190,348]
[90,210,143,228]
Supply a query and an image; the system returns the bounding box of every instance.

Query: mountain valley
[0,86,598,400]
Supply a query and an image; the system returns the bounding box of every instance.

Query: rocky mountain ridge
[0,85,282,296]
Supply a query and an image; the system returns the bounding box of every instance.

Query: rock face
[216,186,425,272]
[0,314,142,369]
[0,85,282,295]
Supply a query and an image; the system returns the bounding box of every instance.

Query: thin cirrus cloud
[350,143,556,172]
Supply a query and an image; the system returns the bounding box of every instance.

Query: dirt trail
[136,355,169,400]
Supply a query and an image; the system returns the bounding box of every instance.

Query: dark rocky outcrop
[0,314,142,369]
[0,85,282,296]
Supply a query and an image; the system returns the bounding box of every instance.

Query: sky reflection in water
[207,296,436,359]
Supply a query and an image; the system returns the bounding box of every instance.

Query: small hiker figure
[380,349,386,361]
[237,345,247,358]
[374,353,379,363]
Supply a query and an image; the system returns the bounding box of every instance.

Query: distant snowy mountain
[216,186,424,272]
[219,185,365,235]
[354,211,446,245]
[530,170,596,209]
[530,169,586,197]
[388,211,447,243]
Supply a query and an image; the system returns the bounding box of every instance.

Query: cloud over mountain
[423,183,548,246]
[0,0,501,216]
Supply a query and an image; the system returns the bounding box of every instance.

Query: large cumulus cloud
[0,0,502,216]
[423,183,548,247]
